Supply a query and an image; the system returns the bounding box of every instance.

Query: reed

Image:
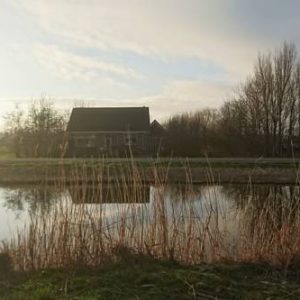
[2,158,300,271]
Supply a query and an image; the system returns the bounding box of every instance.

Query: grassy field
[1,256,300,300]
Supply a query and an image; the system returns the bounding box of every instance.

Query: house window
[75,136,95,147]
[87,139,95,147]
[105,136,113,148]
[125,135,137,146]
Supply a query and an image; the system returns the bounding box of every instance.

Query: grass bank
[1,256,300,300]
[0,157,299,184]
[1,157,300,168]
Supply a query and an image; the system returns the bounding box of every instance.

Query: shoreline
[0,158,299,184]
[0,164,299,185]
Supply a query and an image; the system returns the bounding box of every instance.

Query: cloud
[0,78,231,128]
[43,79,231,120]
[14,0,268,79]
[75,79,231,121]
[140,79,232,120]
[34,44,143,81]
[2,0,299,129]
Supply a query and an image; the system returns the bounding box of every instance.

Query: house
[66,106,164,157]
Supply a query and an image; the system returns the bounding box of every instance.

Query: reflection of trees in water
[3,186,61,215]
[7,182,299,229]
[1,183,214,220]
[222,184,300,211]
[161,184,205,202]
[221,184,300,234]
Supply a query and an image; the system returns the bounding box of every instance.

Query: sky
[0,0,300,126]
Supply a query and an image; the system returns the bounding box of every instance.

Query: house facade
[66,107,164,157]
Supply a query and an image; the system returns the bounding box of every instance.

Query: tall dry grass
[2,159,300,271]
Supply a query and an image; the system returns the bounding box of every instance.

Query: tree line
[4,100,68,157]
[3,43,300,158]
[164,42,300,157]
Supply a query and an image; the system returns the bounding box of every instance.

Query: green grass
[0,145,15,159]
[1,256,300,300]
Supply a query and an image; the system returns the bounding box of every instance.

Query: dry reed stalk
[2,158,300,271]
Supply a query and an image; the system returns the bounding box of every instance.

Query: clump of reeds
[234,184,300,268]
[2,158,300,271]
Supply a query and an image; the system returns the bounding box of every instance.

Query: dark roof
[150,120,165,136]
[67,107,150,132]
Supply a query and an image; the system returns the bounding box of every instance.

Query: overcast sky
[0,0,300,125]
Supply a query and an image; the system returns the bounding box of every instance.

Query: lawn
[1,256,300,300]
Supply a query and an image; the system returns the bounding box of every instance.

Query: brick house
[66,107,164,157]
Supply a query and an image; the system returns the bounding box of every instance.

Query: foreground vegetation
[1,160,300,298]
[2,161,300,271]
[1,256,300,300]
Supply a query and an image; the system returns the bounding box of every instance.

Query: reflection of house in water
[69,185,150,204]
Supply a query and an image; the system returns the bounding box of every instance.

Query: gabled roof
[67,107,150,132]
[150,120,165,136]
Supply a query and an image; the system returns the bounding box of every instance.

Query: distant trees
[5,99,68,158]
[221,42,300,157]
[223,42,300,157]
[3,43,300,158]
[164,42,300,157]
[164,109,220,156]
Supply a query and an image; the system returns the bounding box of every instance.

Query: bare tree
[5,99,68,158]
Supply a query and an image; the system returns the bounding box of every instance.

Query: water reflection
[69,184,150,204]
[1,183,300,243]
[222,184,300,207]
[3,186,60,213]
[222,184,300,239]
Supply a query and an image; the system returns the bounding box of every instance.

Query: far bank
[0,157,299,185]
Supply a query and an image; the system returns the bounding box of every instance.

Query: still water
[0,184,299,242]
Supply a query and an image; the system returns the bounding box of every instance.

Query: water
[0,183,299,243]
